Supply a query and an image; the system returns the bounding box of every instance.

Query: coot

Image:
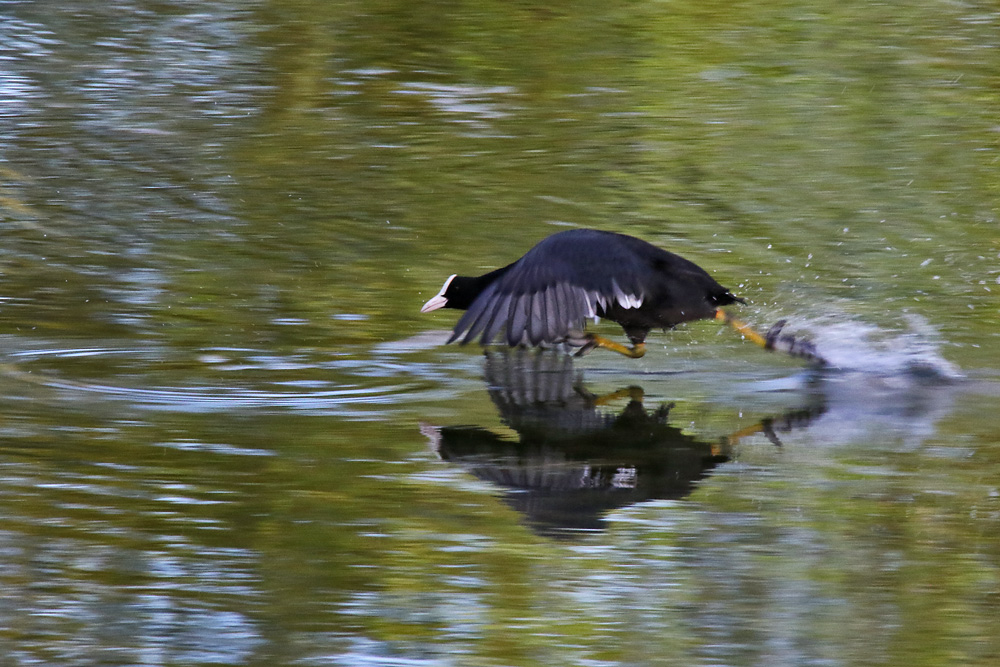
[421,228,821,363]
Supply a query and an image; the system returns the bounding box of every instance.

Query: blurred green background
[1,1,998,665]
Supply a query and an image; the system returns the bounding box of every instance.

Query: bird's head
[420,274,458,312]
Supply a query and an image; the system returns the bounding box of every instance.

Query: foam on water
[789,314,962,380]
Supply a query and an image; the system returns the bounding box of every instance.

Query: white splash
[799,314,962,380]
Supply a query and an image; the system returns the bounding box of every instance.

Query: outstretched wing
[447,230,652,347]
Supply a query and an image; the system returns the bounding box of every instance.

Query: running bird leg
[715,310,826,366]
[571,333,646,359]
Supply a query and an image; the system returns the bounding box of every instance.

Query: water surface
[2,1,999,665]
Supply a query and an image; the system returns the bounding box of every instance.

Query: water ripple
[1,342,458,417]
[42,377,423,415]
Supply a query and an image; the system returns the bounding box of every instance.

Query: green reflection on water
[1,0,999,665]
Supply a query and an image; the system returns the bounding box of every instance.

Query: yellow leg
[715,310,826,365]
[714,419,783,451]
[724,420,773,442]
[576,334,646,359]
[715,310,769,349]
[591,386,645,406]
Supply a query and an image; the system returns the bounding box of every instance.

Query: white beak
[420,274,457,313]
[420,294,448,313]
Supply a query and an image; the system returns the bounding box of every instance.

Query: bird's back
[521,229,734,304]
[450,228,739,347]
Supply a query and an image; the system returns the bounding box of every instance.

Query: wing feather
[548,284,565,336]
[460,288,501,344]
[448,284,496,344]
[541,286,557,343]
[479,293,512,345]
[506,293,530,346]
[529,289,547,346]
[446,229,730,347]
[562,283,585,332]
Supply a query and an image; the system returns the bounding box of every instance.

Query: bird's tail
[715,310,827,366]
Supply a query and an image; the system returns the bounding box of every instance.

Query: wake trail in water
[778,314,961,380]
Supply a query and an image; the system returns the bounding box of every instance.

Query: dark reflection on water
[0,334,994,664]
[425,351,826,536]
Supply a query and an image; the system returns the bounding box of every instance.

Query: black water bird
[421,228,822,362]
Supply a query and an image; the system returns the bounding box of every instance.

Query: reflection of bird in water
[421,228,823,364]
[423,351,825,537]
